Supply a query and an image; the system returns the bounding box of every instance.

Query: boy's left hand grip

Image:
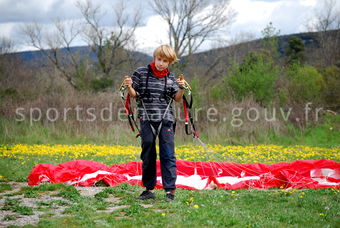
[124,76,132,88]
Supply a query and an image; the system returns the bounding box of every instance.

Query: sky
[0,0,338,55]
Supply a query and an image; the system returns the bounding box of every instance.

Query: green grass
[1,114,339,147]
[0,183,12,192]
[3,214,17,221]
[1,183,339,227]
[0,167,339,227]
[2,198,34,216]
[0,117,139,146]
[269,114,340,147]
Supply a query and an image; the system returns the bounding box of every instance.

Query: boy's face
[154,56,170,71]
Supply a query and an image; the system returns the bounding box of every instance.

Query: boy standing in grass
[123,45,185,201]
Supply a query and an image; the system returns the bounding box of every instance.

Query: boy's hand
[177,78,185,89]
[124,76,133,88]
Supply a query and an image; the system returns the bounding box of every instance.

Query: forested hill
[186,29,340,80]
[12,46,153,67]
[9,29,340,80]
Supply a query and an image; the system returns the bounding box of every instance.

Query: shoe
[165,192,175,201]
[136,190,155,200]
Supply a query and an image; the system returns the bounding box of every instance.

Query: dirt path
[0,182,130,227]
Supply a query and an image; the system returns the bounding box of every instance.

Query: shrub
[188,76,203,108]
[90,77,113,92]
[210,76,226,102]
[321,65,340,106]
[0,88,17,98]
[226,52,279,105]
[285,64,325,104]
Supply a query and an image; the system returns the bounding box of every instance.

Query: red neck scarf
[150,61,169,78]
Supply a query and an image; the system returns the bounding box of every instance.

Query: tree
[260,22,280,61]
[0,37,14,54]
[305,0,340,66]
[22,0,141,90]
[150,0,236,58]
[77,0,141,77]
[285,36,305,65]
[306,0,340,32]
[0,37,25,97]
[201,31,257,77]
[22,20,85,89]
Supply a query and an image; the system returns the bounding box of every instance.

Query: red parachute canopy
[28,159,340,190]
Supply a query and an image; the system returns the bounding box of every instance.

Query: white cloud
[0,22,15,38]
[300,0,317,7]
[134,15,169,55]
[231,0,277,25]
[229,0,318,39]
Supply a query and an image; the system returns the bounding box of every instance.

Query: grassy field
[0,144,339,227]
[1,113,340,147]
[0,182,339,228]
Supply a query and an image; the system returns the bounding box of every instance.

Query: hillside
[11,46,153,68]
[7,29,340,80]
[183,29,340,80]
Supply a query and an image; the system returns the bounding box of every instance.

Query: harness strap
[141,96,173,137]
[183,94,198,138]
[139,65,169,102]
[124,93,140,138]
[121,71,199,139]
[137,65,173,137]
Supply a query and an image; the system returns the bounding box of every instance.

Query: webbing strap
[183,95,198,138]
[124,94,140,137]
[139,65,169,102]
[141,97,173,137]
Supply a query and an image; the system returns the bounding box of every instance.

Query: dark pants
[140,120,177,192]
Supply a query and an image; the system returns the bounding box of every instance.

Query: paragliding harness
[138,65,174,138]
[119,82,141,138]
[120,67,199,139]
[179,74,199,138]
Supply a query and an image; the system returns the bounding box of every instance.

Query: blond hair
[153,45,179,65]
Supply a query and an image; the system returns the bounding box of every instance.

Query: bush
[90,77,113,92]
[226,52,279,105]
[285,64,325,104]
[321,65,340,106]
[0,88,17,98]
[188,76,203,108]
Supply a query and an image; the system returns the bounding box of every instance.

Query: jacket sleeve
[131,69,141,93]
[169,73,179,98]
